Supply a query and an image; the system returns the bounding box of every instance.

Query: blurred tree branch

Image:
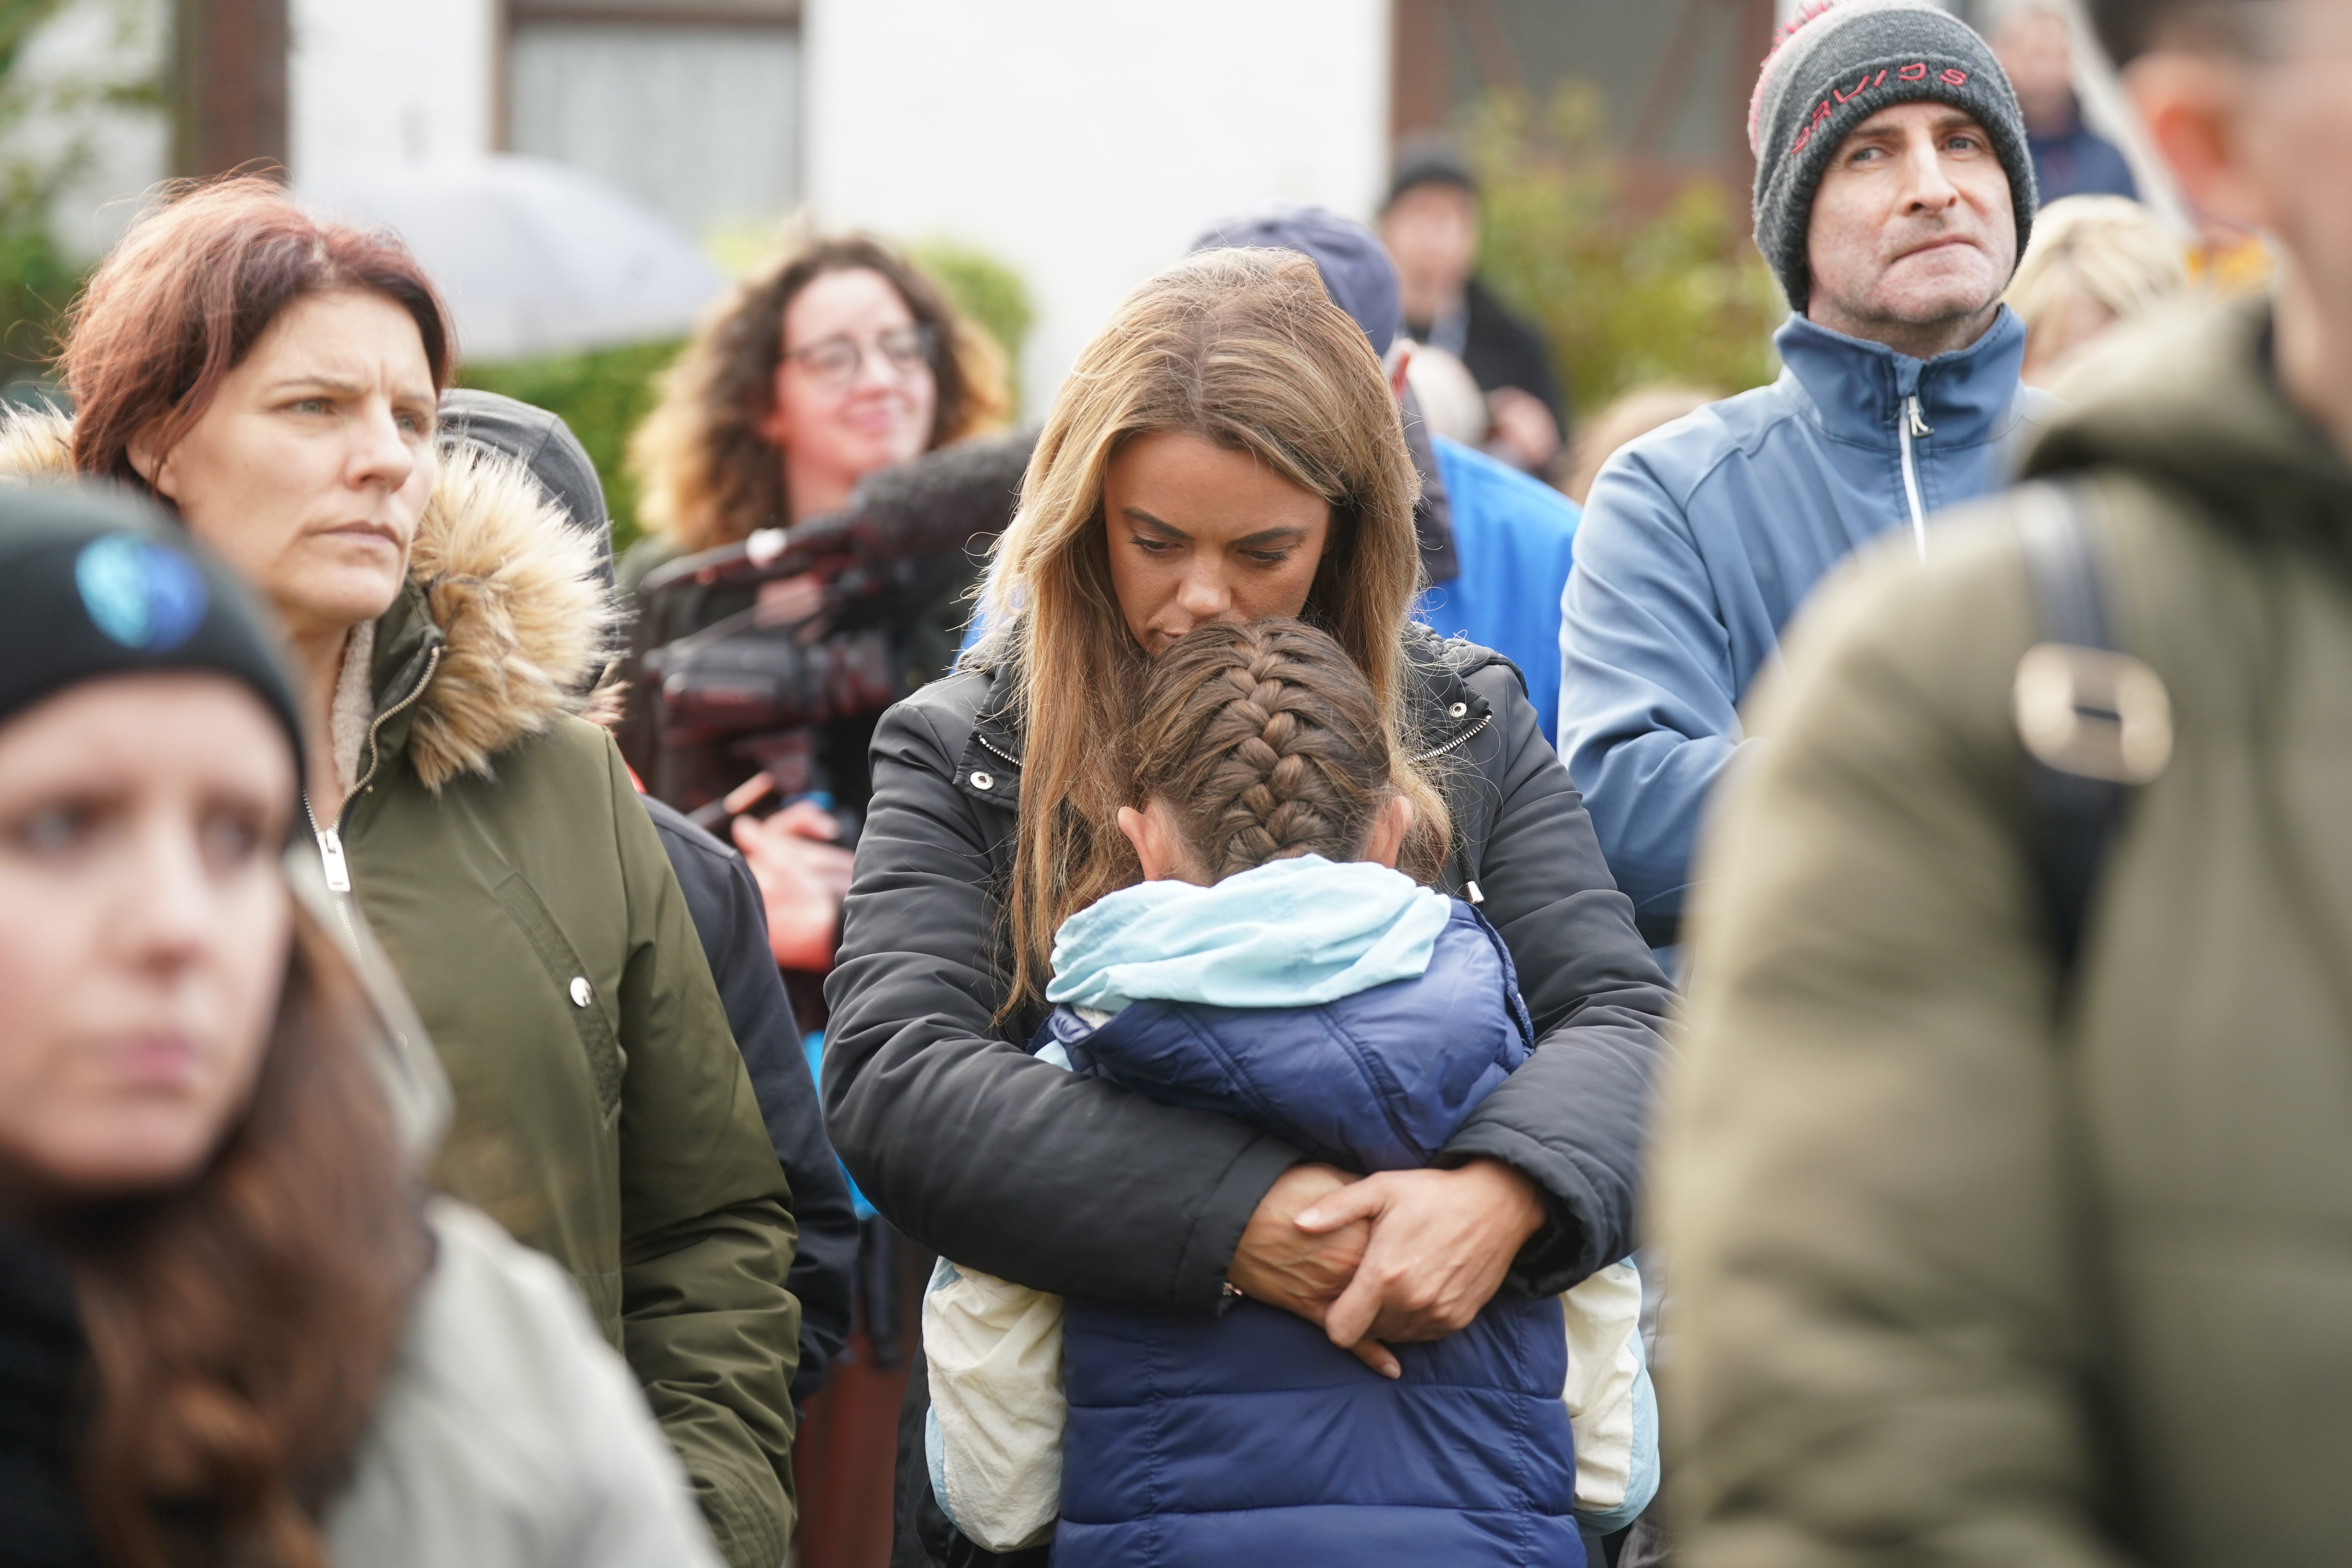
[0,0,163,387]
[1468,83,1783,419]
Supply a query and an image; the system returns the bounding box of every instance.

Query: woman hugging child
[923,618,1656,1566]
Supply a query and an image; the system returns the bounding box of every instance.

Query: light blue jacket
[1419,436,1580,746]
[1556,308,2055,939]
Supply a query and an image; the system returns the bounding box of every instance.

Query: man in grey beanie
[1555,0,2054,956]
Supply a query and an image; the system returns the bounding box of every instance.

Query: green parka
[1656,297,2352,1566]
[0,414,801,1568]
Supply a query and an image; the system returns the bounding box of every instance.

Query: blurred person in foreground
[2006,192,2190,385]
[16,177,802,1568]
[824,247,1669,1568]
[1996,0,2143,200]
[1558,0,2053,952]
[1656,0,2352,1561]
[440,388,859,1410]
[0,488,721,1568]
[1196,205,1583,744]
[1380,137,1570,475]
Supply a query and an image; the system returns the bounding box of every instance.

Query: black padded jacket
[643,795,858,1405]
[823,629,1670,1312]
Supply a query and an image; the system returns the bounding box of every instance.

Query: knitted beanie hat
[0,483,304,769]
[1749,0,2036,311]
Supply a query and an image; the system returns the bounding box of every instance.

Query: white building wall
[804,0,1392,412]
[289,0,497,178]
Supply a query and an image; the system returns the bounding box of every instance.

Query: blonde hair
[1561,383,1722,504]
[982,247,1444,1014]
[2005,195,2187,378]
[629,232,1010,553]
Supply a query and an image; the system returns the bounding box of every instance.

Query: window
[506,0,799,238]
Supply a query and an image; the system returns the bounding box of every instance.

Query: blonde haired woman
[2005,194,2189,386]
[823,248,1669,1563]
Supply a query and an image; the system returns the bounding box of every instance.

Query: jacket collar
[1774,305,2029,451]
[0,409,615,793]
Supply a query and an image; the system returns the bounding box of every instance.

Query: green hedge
[1467,85,1784,421]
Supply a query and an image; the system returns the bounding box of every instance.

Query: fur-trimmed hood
[0,407,616,789]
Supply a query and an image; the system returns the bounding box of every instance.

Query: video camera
[617,432,1034,831]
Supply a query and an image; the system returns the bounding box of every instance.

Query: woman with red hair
[7,177,803,1568]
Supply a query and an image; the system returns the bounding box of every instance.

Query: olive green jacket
[1656,298,2352,1567]
[1,416,801,1568]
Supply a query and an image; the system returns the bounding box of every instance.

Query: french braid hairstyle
[980,248,1447,1015]
[1132,620,1441,885]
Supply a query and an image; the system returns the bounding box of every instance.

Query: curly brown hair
[630,234,1010,552]
[1132,619,1432,885]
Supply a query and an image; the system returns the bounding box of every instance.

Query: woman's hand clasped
[1226,1157,1546,1381]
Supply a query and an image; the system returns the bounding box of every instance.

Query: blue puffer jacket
[1556,308,2056,942]
[1036,892,1581,1568]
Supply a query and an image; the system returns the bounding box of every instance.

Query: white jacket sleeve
[923,1258,1067,1553]
[1563,1258,1661,1534]
[327,1200,727,1568]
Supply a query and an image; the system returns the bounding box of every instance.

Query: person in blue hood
[1558,0,2059,947]
[920,619,1654,1568]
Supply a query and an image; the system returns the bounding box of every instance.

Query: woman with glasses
[620,238,1011,970]
[629,234,1009,570]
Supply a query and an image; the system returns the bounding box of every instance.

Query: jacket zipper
[303,644,443,943]
[1898,394,1933,560]
[1416,712,1491,762]
[975,731,1021,768]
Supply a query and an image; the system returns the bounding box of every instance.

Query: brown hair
[630,233,1011,551]
[62,175,455,495]
[1133,620,1429,884]
[979,247,1445,1014]
[44,909,428,1568]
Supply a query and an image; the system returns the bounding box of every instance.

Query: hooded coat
[1655,297,2352,1565]
[1557,307,2055,942]
[0,412,801,1568]
[1037,886,1579,1568]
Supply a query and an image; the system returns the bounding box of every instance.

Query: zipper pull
[1906,394,1934,438]
[316,826,352,893]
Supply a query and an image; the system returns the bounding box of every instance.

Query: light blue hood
[1044,855,1454,1016]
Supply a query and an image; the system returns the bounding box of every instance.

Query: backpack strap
[2011,482,2172,973]
[2010,480,2169,1557]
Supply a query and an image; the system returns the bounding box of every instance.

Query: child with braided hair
[922,619,1656,1567]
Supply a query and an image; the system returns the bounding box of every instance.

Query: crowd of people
[1,0,2343,1564]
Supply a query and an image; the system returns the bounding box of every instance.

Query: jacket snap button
[1448,702,1468,719]
[970,771,994,791]
[569,976,592,1008]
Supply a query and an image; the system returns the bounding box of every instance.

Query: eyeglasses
[781,324,939,388]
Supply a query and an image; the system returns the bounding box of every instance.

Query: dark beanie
[1385,134,1477,211]
[1749,0,2036,311]
[0,484,304,767]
